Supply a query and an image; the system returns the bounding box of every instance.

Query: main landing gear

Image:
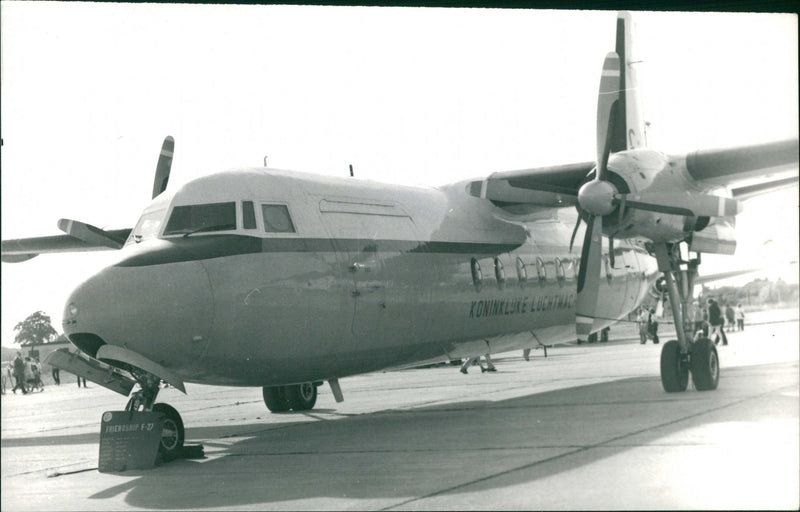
[653,242,719,392]
[125,373,185,457]
[263,382,318,412]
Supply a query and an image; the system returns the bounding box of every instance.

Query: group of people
[636,298,745,347]
[2,352,88,395]
[636,306,660,344]
[689,298,745,345]
[460,346,542,374]
[6,352,44,394]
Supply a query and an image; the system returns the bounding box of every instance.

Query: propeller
[574,52,622,341]
[570,52,744,342]
[152,136,174,199]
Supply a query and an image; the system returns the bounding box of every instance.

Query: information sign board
[98,410,164,472]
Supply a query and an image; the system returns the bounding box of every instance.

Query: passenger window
[536,257,546,284]
[471,258,483,292]
[555,259,565,286]
[494,257,505,289]
[243,201,256,229]
[163,202,236,236]
[516,257,527,288]
[262,204,296,233]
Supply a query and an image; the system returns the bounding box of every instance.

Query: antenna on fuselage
[349,164,354,177]
[263,156,268,167]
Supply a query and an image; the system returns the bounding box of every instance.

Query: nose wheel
[125,372,186,458]
[152,403,185,456]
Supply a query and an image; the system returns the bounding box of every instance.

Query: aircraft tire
[262,386,291,412]
[153,403,184,457]
[690,338,719,391]
[660,340,688,392]
[286,382,317,411]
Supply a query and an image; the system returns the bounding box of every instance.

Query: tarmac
[2,309,798,511]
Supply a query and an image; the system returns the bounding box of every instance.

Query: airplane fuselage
[63,169,660,387]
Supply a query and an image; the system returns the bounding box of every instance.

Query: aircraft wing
[471,139,798,208]
[1,228,131,263]
[468,161,594,206]
[683,139,799,188]
[2,136,173,264]
[693,261,797,286]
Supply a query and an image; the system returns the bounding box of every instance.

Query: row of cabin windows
[162,201,295,236]
[471,256,590,292]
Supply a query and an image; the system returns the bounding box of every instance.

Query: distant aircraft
[2,12,798,457]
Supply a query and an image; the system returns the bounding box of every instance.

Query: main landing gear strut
[653,242,719,392]
[125,372,185,457]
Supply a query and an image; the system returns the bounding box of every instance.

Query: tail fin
[609,11,647,152]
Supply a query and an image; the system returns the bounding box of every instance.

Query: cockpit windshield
[163,202,237,236]
[127,208,167,245]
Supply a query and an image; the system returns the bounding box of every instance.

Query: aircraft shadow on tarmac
[74,362,797,509]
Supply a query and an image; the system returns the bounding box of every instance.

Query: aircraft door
[347,213,419,339]
[319,200,421,343]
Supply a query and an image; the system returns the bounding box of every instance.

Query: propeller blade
[608,236,615,268]
[620,199,694,217]
[569,216,582,253]
[152,136,174,199]
[617,194,626,225]
[57,219,126,250]
[576,215,603,341]
[596,52,621,181]
[618,192,742,218]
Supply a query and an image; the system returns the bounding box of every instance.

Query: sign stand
[98,410,164,472]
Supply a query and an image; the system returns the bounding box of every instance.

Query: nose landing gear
[125,373,185,457]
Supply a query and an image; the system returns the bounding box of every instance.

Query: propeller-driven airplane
[2,12,798,457]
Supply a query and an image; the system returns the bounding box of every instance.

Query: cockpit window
[128,208,166,244]
[163,202,237,236]
[261,204,296,233]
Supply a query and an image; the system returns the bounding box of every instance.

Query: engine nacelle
[601,149,734,249]
[688,218,737,255]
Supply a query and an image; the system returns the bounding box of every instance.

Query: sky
[1,4,798,346]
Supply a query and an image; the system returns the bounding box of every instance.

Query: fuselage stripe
[115,235,523,267]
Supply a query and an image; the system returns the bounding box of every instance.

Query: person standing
[647,308,660,344]
[460,354,497,374]
[522,348,531,361]
[77,375,87,388]
[736,304,745,331]
[637,306,649,344]
[460,355,485,374]
[688,300,704,339]
[708,298,728,345]
[701,304,710,338]
[30,359,43,392]
[12,353,27,394]
[725,303,736,332]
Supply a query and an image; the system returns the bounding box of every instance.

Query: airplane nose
[63,260,214,370]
